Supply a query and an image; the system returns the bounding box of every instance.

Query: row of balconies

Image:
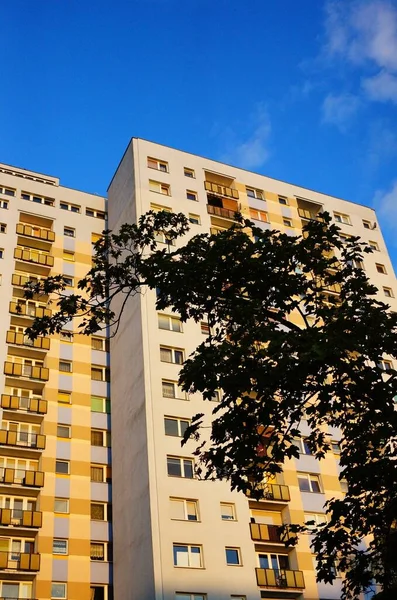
[6,331,50,352]
[9,301,51,319]
[16,223,55,243]
[4,363,49,382]
[14,247,53,268]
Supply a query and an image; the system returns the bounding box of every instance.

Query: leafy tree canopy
[25,210,397,599]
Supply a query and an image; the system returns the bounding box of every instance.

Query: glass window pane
[170,498,185,520]
[167,458,182,477]
[162,382,175,398]
[226,548,239,565]
[91,503,105,520]
[311,477,321,493]
[91,397,104,412]
[174,545,188,567]
[190,546,202,567]
[180,420,189,436]
[158,315,169,330]
[183,460,193,478]
[298,476,310,492]
[186,501,198,521]
[160,348,172,362]
[174,351,183,364]
[165,418,179,436]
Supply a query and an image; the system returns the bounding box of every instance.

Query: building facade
[108,138,397,600]
[0,164,111,600]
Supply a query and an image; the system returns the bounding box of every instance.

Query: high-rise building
[0,163,111,600]
[108,138,397,600]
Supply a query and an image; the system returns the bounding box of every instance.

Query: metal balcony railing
[204,180,239,199]
[0,508,42,528]
[0,467,44,487]
[247,483,290,502]
[250,523,283,543]
[255,568,305,589]
[6,331,50,351]
[0,551,40,571]
[16,223,55,242]
[14,247,54,267]
[1,394,47,415]
[207,204,237,220]
[9,301,51,319]
[4,362,49,382]
[0,429,45,450]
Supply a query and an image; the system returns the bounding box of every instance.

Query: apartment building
[0,164,111,600]
[108,138,397,600]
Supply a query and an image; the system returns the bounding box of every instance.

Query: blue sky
[1,0,397,265]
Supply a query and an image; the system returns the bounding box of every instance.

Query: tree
[25,210,397,599]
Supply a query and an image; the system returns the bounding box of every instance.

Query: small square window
[53,539,68,555]
[186,190,198,201]
[55,460,70,475]
[200,322,210,335]
[376,263,387,274]
[58,391,71,404]
[63,276,74,287]
[298,472,322,493]
[383,287,394,298]
[225,547,241,565]
[188,214,201,225]
[91,396,110,413]
[220,502,236,521]
[278,196,288,205]
[91,503,105,520]
[54,498,69,513]
[92,337,109,351]
[63,250,75,262]
[59,360,72,373]
[363,220,371,229]
[60,330,73,342]
[283,218,292,227]
[90,542,105,561]
[369,240,379,251]
[0,200,8,209]
[51,583,67,599]
[57,425,71,439]
[64,227,75,237]
[334,212,351,225]
[184,168,195,178]
[0,223,6,233]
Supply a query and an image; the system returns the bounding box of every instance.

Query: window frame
[158,314,183,332]
[170,497,199,522]
[186,190,198,202]
[58,391,71,404]
[63,226,75,238]
[57,425,71,439]
[334,212,351,225]
[246,187,264,200]
[0,223,6,233]
[303,512,328,530]
[188,214,201,225]
[278,196,288,205]
[249,208,268,222]
[225,547,242,566]
[220,502,236,521]
[376,263,387,274]
[91,396,110,413]
[164,416,190,437]
[297,472,322,493]
[62,250,75,262]
[149,179,171,196]
[55,460,70,475]
[160,346,184,365]
[51,583,67,599]
[53,538,68,555]
[283,218,292,227]
[167,455,194,479]
[383,287,394,298]
[54,498,69,514]
[59,360,72,373]
[162,379,187,400]
[184,168,195,178]
[173,544,203,568]
[147,157,169,173]
[91,365,110,382]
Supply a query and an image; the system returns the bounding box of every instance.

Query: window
[53,539,68,555]
[0,223,6,233]
[0,186,15,197]
[334,212,351,225]
[294,437,312,455]
[58,391,71,404]
[60,201,80,213]
[376,263,387,274]
[150,202,172,213]
[331,441,341,454]
[184,168,195,178]
[162,380,186,400]
[176,595,206,600]
[149,180,170,195]
[167,456,194,478]
[90,542,105,561]
[92,337,109,352]
[63,276,74,287]
[60,330,73,342]
[91,366,109,381]
[383,287,394,298]
[369,240,379,251]
[90,465,109,483]
[298,473,322,493]
[283,218,292,227]
[21,191,54,205]
[186,190,198,201]
[154,231,175,245]
[200,322,210,335]
[210,390,222,402]
[170,498,199,521]
[158,314,182,332]
[148,157,169,172]
[220,503,236,521]
[164,417,189,437]
[188,214,201,225]
[51,583,67,599]
[246,187,263,200]
[348,258,364,269]
[91,233,102,245]
[304,512,327,530]
[0,248,4,259]
[91,430,110,447]
[91,396,110,413]
[57,425,71,439]
[173,544,202,568]
[340,479,348,493]
[160,346,184,364]
[59,360,72,373]
[257,552,289,570]
[363,219,371,229]
[64,226,75,237]
[225,547,241,566]
[91,503,106,521]
[0,200,8,209]
[249,208,268,222]
[55,460,70,475]
[54,498,69,513]
[86,208,106,219]
[63,250,75,262]
[378,359,393,371]
[278,196,288,205]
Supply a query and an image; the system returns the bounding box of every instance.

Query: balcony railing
[250,523,283,543]
[207,205,237,220]
[14,247,54,268]
[0,429,45,450]
[9,301,51,319]
[6,331,50,351]
[0,551,40,571]
[0,467,44,488]
[16,223,55,242]
[256,568,305,589]
[204,180,239,199]
[247,483,291,502]
[4,362,49,382]
[0,598,37,600]
[1,394,47,415]
[0,508,42,528]
[298,208,323,222]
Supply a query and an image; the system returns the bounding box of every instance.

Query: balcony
[16,223,55,243]
[247,483,290,503]
[256,568,305,590]
[0,468,44,488]
[0,551,40,571]
[204,180,239,199]
[11,273,44,289]
[298,208,323,222]
[0,509,42,528]
[6,331,50,352]
[0,430,45,451]
[13,247,54,268]
[207,205,238,220]
[4,362,49,382]
[9,301,51,319]
[1,394,47,415]
[250,523,284,544]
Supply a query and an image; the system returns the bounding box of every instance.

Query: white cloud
[221,106,271,170]
[362,70,397,103]
[322,93,360,129]
[373,181,397,233]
